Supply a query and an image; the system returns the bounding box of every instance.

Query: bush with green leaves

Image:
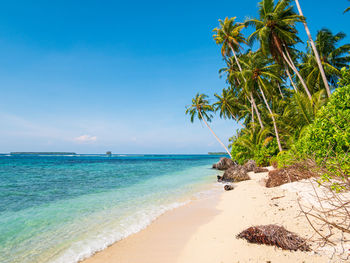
[254,138,279,167]
[294,68,350,185]
[230,132,278,166]
[295,82,350,160]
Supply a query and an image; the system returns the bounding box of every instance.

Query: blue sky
[0,0,349,154]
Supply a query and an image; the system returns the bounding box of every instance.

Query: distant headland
[10,152,77,155]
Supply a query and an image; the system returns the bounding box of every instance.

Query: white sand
[84,167,350,263]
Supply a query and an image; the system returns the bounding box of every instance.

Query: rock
[254,167,269,173]
[217,175,223,182]
[222,165,250,182]
[243,160,257,172]
[224,184,234,191]
[212,157,236,170]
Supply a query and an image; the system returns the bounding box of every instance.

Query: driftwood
[266,159,318,188]
[224,184,234,191]
[254,167,269,173]
[237,224,310,251]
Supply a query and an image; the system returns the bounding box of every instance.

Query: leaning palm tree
[186,93,232,158]
[246,0,313,101]
[299,29,350,91]
[237,51,284,152]
[213,88,245,129]
[213,17,264,129]
[294,0,331,97]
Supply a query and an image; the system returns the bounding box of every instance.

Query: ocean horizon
[0,154,225,263]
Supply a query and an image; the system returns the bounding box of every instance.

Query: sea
[0,154,225,263]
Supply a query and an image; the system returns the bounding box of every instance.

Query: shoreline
[82,168,330,263]
[82,187,222,263]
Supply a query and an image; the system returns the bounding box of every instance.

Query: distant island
[10,152,76,155]
[208,152,228,155]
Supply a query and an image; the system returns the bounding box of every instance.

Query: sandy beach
[83,168,332,263]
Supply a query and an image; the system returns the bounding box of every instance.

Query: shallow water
[0,154,223,263]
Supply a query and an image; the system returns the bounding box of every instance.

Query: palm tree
[213,17,246,71]
[344,0,350,13]
[237,51,283,152]
[213,88,245,129]
[246,0,313,101]
[299,29,350,91]
[294,0,331,97]
[213,17,264,129]
[186,93,232,157]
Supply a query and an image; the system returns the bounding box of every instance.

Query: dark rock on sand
[217,175,223,182]
[222,165,250,182]
[212,157,236,170]
[243,160,257,172]
[254,167,269,173]
[224,184,234,191]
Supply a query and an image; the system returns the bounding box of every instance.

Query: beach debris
[243,160,257,172]
[222,165,250,182]
[254,167,269,173]
[224,184,234,191]
[266,160,318,188]
[271,195,285,200]
[237,224,310,251]
[212,157,236,170]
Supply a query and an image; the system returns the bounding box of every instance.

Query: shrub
[295,84,350,160]
[276,150,296,169]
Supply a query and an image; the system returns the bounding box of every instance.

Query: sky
[0,0,349,154]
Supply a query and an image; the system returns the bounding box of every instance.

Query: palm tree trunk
[282,47,313,101]
[284,63,298,93]
[295,0,331,97]
[198,110,232,158]
[270,32,312,101]
[251,100,255,124]
[227,106,245,129]
[229,44,264,129]
[277,82,284,98]
[246,94,255,127]
[250,93,264,129]
[257,82,283,152]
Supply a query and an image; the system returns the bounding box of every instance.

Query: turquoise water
[0,154,223,263]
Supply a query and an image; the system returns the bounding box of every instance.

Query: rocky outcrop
[221,165,250,182]
[212,157,236,170]
[224,184,234,191]
[243,160,257,172]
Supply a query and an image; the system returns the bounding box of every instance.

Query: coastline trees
[299,29,350,92]
[186,93,232,158]
[246,0,312,101]
[213,17,265,130]
[186,0,350,164]
[213,88,245,129]
[295,0,331,97]
[237,51,283,152]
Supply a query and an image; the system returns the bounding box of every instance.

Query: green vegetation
[186,0,350,171]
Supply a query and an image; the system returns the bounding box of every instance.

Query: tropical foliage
[186,0,350,167]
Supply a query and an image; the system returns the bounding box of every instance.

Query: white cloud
[73,134,97,143]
